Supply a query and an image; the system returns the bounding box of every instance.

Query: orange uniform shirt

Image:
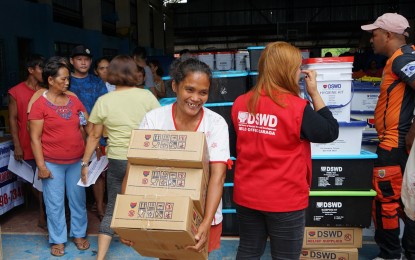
[375,45,415,149]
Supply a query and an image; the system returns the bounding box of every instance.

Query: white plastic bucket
[215,51,234,71]
[303,57,354,122]
[235,50,249,71]
[197,52,215,70]
[303,57,354,81]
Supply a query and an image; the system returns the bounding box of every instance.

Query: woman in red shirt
[29,57,90,257]
[231,42,339,259]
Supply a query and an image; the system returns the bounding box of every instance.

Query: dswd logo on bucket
[323,83,342,89]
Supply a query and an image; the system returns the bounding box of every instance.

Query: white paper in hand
[7,152,35,183]
[77,155,109,187]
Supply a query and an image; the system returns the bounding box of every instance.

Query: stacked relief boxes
[110,129,209,260]
[300,57,378,260]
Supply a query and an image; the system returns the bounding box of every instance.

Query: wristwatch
[81,161,89,168]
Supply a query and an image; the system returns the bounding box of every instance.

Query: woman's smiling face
[173,71,210,118]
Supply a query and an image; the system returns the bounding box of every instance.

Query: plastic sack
[402,142,415,221]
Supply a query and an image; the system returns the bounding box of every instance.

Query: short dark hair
[42,56,70,88]
[136,65,145,76]
[94,56,112,71]
[169,57,212,85]
[131,47,147,59]
[148,59,164,77]
[107,55,141,86]
[26,54,45,69]
[179,49,190,56]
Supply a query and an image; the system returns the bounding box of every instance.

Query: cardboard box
[127,130,210,179]
[303,227,363,248]
[111,194,207,260]
[300,248,358,260]
[125,164,208,214]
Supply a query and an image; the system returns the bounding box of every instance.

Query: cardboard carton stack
[111,129,210,260]
[300,227,361,260]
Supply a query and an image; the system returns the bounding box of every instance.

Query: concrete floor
[0,234,379,260]
[0,205,380,260]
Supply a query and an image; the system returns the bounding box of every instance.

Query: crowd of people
[7,45,170,258]
[6,11,415,260]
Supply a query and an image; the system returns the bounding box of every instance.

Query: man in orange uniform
[362,13,415,260]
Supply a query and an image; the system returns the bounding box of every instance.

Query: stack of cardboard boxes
[110,129,210,260]
[301,227,361,259]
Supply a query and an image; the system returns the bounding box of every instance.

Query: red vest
[231,92,311,212]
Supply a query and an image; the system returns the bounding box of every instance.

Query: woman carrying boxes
[120,57,231,255]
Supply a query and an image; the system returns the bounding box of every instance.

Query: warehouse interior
[1,0,415,259]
